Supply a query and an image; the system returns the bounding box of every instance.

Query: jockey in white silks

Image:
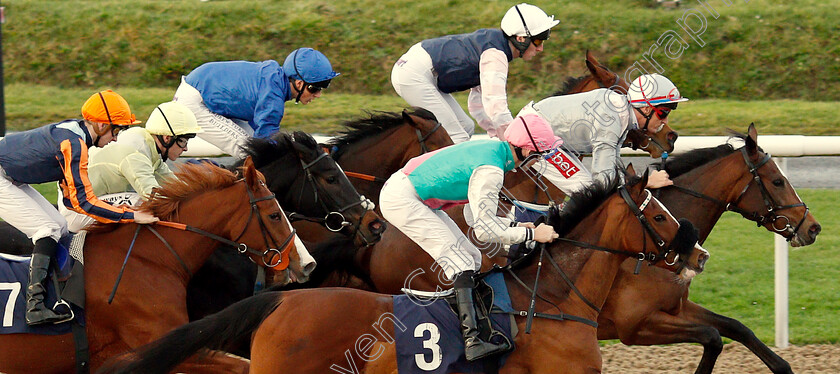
[59,101,202,232]
[391,3,560,143]
[380,114,561,361]
[516,73,688,195]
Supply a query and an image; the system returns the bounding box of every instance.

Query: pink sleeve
[468,49,514,139]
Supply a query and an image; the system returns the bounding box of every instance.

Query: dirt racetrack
[601,343,840,373]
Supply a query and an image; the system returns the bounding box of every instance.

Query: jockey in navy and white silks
[391,3,559,143]
[517,73,688,194]
[0,90,159,326]
[174,48,339,158]
[380,114,560,361]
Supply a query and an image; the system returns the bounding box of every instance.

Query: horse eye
[773,179,784,187]
[269,213,282,221]
[326,176,337,184]
[654,215,666,222]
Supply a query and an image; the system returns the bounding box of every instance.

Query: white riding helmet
[501,3,559,37]
[145,101,203,136]
[627,74,689,108]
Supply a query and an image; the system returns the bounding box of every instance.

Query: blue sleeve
[251,69,288,139]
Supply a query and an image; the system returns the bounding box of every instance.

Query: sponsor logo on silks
[544,148,579,179]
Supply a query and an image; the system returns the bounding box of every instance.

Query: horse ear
[745,123,759,156]
[626,163,637,177]
[403,109,419,129]
[585,50,600,66]
[242,156,259,189]
[636,168,651,194]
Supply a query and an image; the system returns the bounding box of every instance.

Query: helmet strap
[155,135,176,161]
[520,116,544,152]
[292,79,304,104]
[511,4,534,58]
[634,106,654,132]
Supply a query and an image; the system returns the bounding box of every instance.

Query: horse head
[235,157,315,286]
[402,107,454,158]
[724,124,821,246]
[244,132,386,247]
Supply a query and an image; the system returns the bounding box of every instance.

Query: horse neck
[336,126,420,177]
[661,153,752,241]
[143,188,248,284]
[508,200,630,320]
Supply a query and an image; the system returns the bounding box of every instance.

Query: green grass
[5,84,840,135]
[20,182,840,345]
[2,0,839,100]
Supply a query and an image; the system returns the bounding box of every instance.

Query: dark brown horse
[99,171,710,374]
[594,125,820,374]
[0,159,309,373]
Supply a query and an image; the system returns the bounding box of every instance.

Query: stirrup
[51,299,75,324]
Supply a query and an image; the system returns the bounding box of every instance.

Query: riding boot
[454,271,510,361]
[25,238,72,325]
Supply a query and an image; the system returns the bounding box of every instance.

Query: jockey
[391,3,559,143]
[0,90,159,325]
[517,73,688,194]
[380,114,561,361]
[173,48,339,159]
[59,101,202,232]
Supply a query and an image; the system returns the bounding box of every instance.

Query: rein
[502,186,675,332]
[107,181,296,303]
[664,147,808,240]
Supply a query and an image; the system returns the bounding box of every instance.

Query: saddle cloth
[0,254,85,335]
[393,272,515,373]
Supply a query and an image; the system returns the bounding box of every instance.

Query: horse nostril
[369,219,386,235]
[668,132,678,144]
[810,224,821,239]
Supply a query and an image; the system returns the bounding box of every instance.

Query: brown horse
[0,159,310,373]
[99,171,710,374]
[593,124,820,374]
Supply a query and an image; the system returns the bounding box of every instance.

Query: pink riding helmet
[504,114,562,152]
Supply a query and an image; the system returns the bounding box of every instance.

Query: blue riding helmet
[282,48,340,87]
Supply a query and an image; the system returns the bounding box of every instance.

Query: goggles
[175,134,196,148]
[531,29,550,46]
[306,79,332,94]
[651,102,678,121]
[110,125,130,137]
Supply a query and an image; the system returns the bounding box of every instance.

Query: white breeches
[174,77,253,159]
[391,43,474,144]
[58,191,140,233]
[0,166,67,244]
[380,172,482,280]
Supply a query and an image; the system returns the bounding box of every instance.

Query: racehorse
[0,159,310,373]
[593,124,820,374]
[99,170,710,374]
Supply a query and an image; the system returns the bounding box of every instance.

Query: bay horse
[100,170,710,374]
[592,124,820,374]
[0,159,310,373]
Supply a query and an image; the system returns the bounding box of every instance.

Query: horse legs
[614,309,724,374]
[682,300,793,374]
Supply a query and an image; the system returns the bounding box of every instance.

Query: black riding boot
[454,271,510,361]
[25,238,72,325]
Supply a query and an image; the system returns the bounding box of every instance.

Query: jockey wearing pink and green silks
[380,114,561,362]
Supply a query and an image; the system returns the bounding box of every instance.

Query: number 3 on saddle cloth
[0,235,85,335]
[394,272,515,373]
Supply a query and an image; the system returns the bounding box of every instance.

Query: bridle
[501,185,684,331]
[664,147,808,240]
[287,152,374,234]
[416,120,443,154]
[108,179,296,303]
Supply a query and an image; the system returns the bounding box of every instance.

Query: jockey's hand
[646,170,674,189]
[517,222,536,229]
[533,223,560,243]
[133,210,160,224]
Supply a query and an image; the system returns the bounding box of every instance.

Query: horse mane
[546,75,589,98]
[138,163,239,221]
[548,170,643,237]
[654,131,761,179]
[326,107,436,160]
[238,132,297,169]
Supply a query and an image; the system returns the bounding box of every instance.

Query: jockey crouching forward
[0,90,159,325]
[517,73,688,194]
[380,114,560,361]
[60,101,202,232]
